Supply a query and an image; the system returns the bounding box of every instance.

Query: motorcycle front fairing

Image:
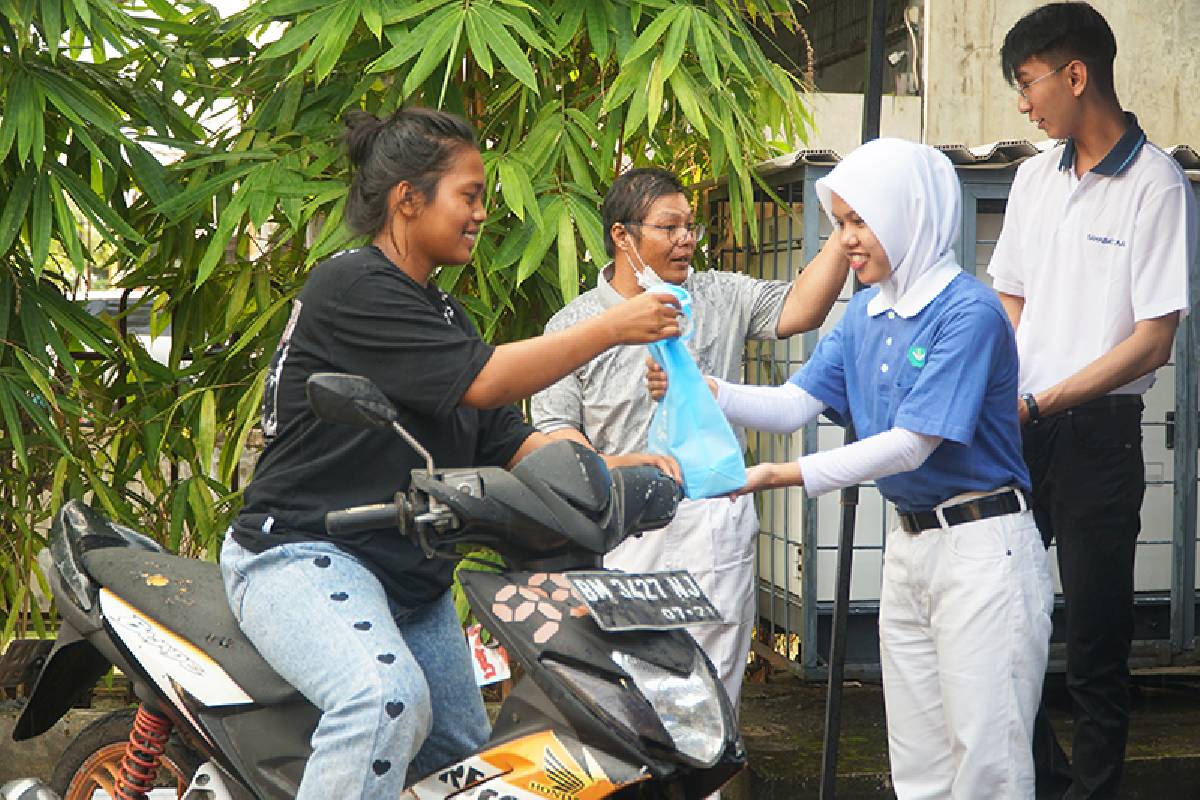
[460,570,745,794]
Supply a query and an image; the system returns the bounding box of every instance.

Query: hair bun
[341,106,478,236]
[343,110,384,168]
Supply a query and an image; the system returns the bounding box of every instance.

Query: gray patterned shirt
[531,264,791,454]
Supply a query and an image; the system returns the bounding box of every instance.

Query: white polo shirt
[988,114,1197,396]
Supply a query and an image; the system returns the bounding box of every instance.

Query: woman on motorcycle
[220,107,681,798]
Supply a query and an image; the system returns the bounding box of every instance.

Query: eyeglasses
[1016,60,1074,100]
[622,221,706,244]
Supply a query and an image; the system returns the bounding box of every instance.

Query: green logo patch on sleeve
[906,345,928,368]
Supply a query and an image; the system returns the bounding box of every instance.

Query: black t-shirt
[233,246,534,606]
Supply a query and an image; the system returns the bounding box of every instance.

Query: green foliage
[0,0,234,642]
[0,0,811,646]
[178,0,812,342]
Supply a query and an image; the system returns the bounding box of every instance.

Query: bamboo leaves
[556,201,577,303]
[517,196,561,287]
[0,170,35,257]
[369,2,546,98]
[478,5,545,92]
[464,9,494,77]
[620,5,680,66]
[495,155,541,227]
[401,7,462,97]
[0,0,812,645]
[598,1,808,220]
[0,0,251,644]
[584,1,610,62]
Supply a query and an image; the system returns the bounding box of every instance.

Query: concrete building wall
[796,0,1198,153]
[922,0,1200,148]
[803,91,922,157]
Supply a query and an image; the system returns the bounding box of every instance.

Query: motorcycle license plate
[566,570,721,631]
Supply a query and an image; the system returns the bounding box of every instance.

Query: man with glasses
[988,4,1196,798]
[532,167,848,726]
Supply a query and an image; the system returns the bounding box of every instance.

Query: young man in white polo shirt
[988,4,1197,799]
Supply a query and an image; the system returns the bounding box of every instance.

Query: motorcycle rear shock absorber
[114,704,173,800]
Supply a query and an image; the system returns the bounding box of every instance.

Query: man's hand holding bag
[644,285,747,500]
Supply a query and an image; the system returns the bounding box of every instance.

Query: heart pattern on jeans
[377,653,396,664]
[353,621,372,631]
[386,701,405,718]
[372,759,391,776]
[313,556,331,568]
[330,592,348,602]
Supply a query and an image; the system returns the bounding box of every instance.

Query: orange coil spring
[114,705,173,800]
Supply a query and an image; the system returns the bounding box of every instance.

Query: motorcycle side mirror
[305,372,438,474]
[306,373,398,429]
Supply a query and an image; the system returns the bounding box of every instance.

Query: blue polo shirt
[790,273,1029,513]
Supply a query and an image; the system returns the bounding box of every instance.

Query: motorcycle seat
[80,547,299,706]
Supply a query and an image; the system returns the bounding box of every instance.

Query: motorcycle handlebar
[325,502,402,536]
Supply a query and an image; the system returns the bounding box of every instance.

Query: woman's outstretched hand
[604,291,681,345]
[729,462,801,498]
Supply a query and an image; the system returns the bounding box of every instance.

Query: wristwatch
[1021,392,1041,424]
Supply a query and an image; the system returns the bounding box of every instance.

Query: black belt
[1034,394,1143,425]
[1071,394,1143,412]
[898,489,1028,534]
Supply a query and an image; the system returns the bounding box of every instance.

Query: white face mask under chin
[626,241,692,291]
[626,241,694,339]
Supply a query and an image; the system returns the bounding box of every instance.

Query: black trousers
[1022,396,1144,800]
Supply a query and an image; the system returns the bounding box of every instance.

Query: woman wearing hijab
[654,139,1053,798]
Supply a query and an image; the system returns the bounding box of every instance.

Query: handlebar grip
[325,503,400,536]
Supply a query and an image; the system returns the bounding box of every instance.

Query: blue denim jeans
[220,535,490,798]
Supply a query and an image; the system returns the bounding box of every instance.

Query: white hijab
[815,138,962,316]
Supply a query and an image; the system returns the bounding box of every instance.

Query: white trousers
[880,506,1053,800]
[604,495,757,715]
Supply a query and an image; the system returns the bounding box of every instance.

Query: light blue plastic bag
[646,284,747,499]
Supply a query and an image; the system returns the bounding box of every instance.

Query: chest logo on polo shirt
[1086,233,1126,248]
[906,345,927,368]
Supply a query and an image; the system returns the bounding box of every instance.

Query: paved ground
[4,672,1200,797]
[732,670,1200,798]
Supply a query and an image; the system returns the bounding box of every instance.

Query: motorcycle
[2,372,745,799]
